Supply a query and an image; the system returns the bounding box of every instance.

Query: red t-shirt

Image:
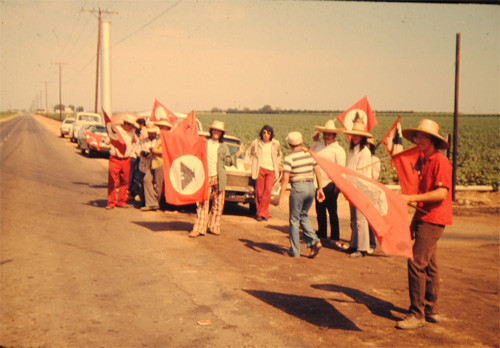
[414,150,453,225]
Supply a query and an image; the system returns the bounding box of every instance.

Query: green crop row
[196,112,500,189]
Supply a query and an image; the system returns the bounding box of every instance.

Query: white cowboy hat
[154,118,173,129]
[207,120,226,133]
[121,114,140,129]
[343,119,373,138]
[286,131,303,146]
[314,119,344,134]
[402,119,449,150]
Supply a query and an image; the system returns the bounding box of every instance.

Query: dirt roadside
[20,114,500,346]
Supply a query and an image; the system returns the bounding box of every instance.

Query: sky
[1,0,499,114]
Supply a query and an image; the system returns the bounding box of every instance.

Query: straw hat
[207,120,226,133]
[343,118,373,138]
[146,125,160,134]
[366,137,376,146]
[314,119,344,134]
[154,118,173,129]
[402,119,449,150]
[286,131,303,146]
[121,114,139,129]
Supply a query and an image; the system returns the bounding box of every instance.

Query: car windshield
[79,115,100,122]
[223,137,242,158]
[94,126,106,133]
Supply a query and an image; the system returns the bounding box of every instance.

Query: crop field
[196,112,500,188]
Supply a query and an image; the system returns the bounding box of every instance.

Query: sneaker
[349,251,363,258]
[105,205,114,210]
[141,206,158,211]
[396,315,425,330]
[425,314,441,323]
[117,204,130,208]
[366,248,374,255]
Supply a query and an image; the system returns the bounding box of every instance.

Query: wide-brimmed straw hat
[286,131,303,146]
[207,120,226,133]
[343,119,373,138]
[121,114,139,129]
[154,118,173,129]
[146,125,160,134]
[314,119,344,134]
[366,137,376,146]
[402,119,449,150]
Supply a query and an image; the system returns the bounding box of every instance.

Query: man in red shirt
[397,119,453,330]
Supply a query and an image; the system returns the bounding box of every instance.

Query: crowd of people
[104,115,452,330]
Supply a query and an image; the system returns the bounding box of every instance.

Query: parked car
[199,131,281,214]
[59,117,75,138]
[76,124,110,157]
[70,112,102,143]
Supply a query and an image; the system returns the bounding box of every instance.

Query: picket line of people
[104,114,452,331]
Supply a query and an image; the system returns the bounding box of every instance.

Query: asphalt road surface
[1,113,499,347]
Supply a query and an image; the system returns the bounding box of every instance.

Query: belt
[291,179,313,183]
[111,155,129,160]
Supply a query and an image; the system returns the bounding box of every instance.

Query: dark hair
[209,129,224,143]
[137,118,146,126]
[350,136,368,150]
[259,125,274,141]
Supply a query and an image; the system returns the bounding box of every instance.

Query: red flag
[151,99,178,126]
[391,146,421,195]
[337,96,378,137]
[83,130,103,151]
[381,116,404,156]
[161,111,208,205]
[310,151,413,259]
[103,109,127,155]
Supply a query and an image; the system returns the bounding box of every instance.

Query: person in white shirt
[310,120,346,242]
[343,119,374,257]
[367,137,381,251]
[189,121,244,237]
[244,125,282,221]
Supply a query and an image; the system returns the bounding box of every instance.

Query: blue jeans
[288,181,319,257]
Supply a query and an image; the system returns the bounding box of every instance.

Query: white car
[70,112,102,143]
[59,117,75,138]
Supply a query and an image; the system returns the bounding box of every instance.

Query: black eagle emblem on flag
[180,161,195,190]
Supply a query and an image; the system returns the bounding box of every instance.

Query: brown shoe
[308,240,322,258]
[188,230,205,238]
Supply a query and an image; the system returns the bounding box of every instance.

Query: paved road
[1,114,498,347]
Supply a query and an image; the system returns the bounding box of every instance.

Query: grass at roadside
[0,112,18,119]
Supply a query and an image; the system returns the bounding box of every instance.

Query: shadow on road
[132,221,193,233]
[311,284,407,321]
[239,238,287,255]
[243,289,361,331]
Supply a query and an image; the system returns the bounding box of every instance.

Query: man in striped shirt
[279,131,325,258]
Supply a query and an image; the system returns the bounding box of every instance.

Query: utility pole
[42,81,48,116]
[82,8,118,114]
[52,62,65,121]
[452,33,461,201]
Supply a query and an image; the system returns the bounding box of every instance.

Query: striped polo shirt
[283,149,317,183]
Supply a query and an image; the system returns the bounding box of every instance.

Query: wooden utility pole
[82,8,118,114]
[42,81,48,116]
[52,62,65,121]
[452,33,460,201]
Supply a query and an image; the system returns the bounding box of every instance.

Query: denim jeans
[288,181,319,257]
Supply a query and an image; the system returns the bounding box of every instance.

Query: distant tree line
[210,105,419,115]
[53,104,84,112]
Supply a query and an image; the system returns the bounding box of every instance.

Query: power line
[113,0,184,47]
